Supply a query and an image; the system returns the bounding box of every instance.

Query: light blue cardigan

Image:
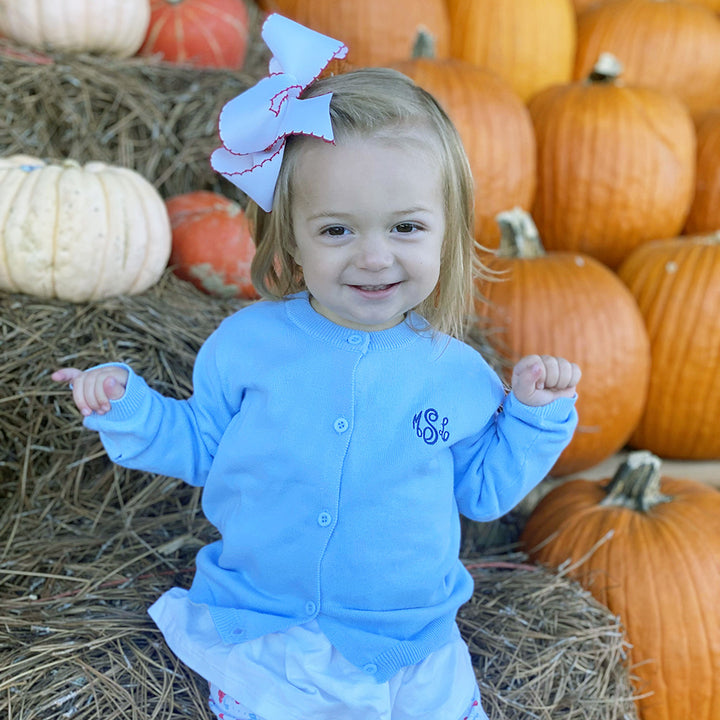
[85,292,577,682]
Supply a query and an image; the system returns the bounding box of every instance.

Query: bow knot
[210,14,348,212]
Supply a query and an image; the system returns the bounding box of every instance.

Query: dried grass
[461,555,640,719]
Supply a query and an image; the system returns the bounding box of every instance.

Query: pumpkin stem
[411,28,436,59]
[587,52,624,84]
[495,207,546,259]
[600,451,673,512]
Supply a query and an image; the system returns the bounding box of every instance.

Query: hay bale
[0,0,268,200]
[1,275,238,717]
[0,282,637,719]
[461,555,639,719]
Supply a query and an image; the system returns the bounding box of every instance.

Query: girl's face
[290,134,445,332]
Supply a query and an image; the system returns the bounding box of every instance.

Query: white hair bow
[210,14,348,212]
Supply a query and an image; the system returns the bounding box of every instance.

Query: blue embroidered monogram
[412,408,450,445]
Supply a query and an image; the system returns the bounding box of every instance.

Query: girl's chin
[310,292,407,331]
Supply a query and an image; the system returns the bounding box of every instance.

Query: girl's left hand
[511,354,581,407]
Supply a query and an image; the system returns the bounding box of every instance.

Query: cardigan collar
[284,292,431,351]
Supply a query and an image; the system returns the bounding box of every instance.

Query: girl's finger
[539,355,559,389]
[553,358,572,389]
[51,367,82,384]
[71,377,93,416]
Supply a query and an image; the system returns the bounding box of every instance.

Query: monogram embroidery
[412,408,450,445]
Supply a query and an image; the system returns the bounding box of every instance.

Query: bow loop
[265,15,347,87]
[210,14,348,212]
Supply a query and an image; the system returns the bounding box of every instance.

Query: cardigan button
[363,663,378,675]
[333,417,349,433]
[317,511,332,527]
[347,335,363,345]
[305,601,317,615]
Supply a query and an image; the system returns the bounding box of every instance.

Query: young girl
[53,15,580,720]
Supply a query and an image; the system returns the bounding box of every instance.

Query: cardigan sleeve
[452,392,578,522]
[82,326,241,487]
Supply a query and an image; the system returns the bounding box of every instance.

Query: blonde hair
[248,67,476,339]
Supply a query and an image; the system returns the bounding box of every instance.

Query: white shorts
[208,681,486,720]
[150,588,486,720]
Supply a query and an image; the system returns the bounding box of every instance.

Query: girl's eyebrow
[306,206,437,222]
[307,211,348,220]
[394,206,435,215]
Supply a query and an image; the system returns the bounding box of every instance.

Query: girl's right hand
[51,366,129,417]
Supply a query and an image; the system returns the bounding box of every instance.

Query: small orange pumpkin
[390,34,536,249]
[139,0,250,69]
[257,0,450,67]
[685,109,720,235]
[529,53,696,270]
[617,232,720,459]
[446,0,576,102]
[521,451,720,720]
[166,191,258,299]
[473,208,650,476]
[574,0,720,118]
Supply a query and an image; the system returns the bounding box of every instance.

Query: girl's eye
[394,222,419,234]
[322,225,348,237]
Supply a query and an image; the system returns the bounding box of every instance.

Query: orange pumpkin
[617,232,720,459]
[574,0,720,118]
[521,451,720,720]
[390,35,536,249]
[473,209,650,476]
[529,53,696,270]
[685,0,720,9]
[446,0,576,102]
[257,0,450,67]
[139,0,249,69]
[685,109,720,235]
[570,0,604,11]
[166,191,258,299]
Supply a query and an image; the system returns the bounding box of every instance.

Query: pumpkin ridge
[194,0,249,31]
[670,245,719,455]
[144,6,169,50]
[635,244,712,455]
[88,170,114,299]
[644,497,715,718]
[49,165,62,299]
[626,90,693,178]
[172,11,187,62]
[16,163,55,297]
[187,8,234,64]
[114,168,147,296]
[0,167,30,293]
[126,171,163,295]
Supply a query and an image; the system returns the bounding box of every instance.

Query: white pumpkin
[0,0,151,58]
[0,155,171,302]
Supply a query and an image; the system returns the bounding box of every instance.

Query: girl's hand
[511,354,581,407]
[52,366,129,417]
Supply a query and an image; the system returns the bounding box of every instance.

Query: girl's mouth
[351,283,398,292]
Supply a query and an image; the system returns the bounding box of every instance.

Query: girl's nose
[356,234,393,270]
